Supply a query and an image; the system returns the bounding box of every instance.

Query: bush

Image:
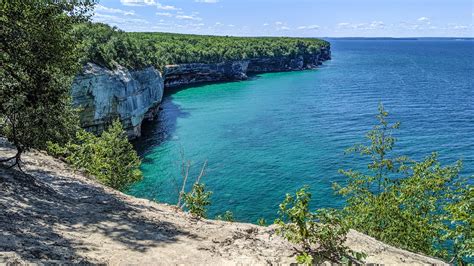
[48,120,142,191]
[275,186,363,264]
[182,183,212,218]
[216,211,235,222]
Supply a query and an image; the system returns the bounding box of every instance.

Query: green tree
[335,103,472,263]
[48,120,142,191]
[0,1,94,167]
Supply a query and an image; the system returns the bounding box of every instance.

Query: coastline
[71,47,331,139]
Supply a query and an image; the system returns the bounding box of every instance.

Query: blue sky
[93,0,474,37]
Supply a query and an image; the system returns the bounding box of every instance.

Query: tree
[334,103,472,263]
[0,1,94,168]
[48,120,143,191]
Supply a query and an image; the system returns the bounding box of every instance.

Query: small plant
[182,183,212,218]
[275,186,362,265]
[257,218,267,226]
[216,210,235,222]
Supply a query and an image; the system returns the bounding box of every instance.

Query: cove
[130,40,474,223]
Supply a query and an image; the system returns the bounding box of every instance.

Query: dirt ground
[0,141,447,265]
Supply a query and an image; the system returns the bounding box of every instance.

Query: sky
[93,0,474,37]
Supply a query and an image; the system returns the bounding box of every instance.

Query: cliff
[72,48,330,137]
[164,47,331,88]
[0,142,447,265]
[71,63,164,138]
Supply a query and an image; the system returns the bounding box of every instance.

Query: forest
[73,22,330,70]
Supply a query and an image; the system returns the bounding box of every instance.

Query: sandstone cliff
[164,47,331,88]
[0,142,448,265]
[71,63,164,138]
[72,48,330,138]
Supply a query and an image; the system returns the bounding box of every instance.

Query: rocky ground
[0,141,447,265]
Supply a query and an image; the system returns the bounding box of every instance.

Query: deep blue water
[131,40,474,223]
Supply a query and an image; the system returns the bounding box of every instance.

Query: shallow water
[130,40,474,223]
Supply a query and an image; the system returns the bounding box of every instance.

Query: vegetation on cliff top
[73,22,330,70]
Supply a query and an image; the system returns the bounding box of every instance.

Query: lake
[131,39,474,223]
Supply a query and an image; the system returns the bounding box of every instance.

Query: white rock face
[71,63,164,138]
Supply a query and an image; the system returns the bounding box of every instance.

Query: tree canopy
[0,1,94,165]
[73,22,330,70]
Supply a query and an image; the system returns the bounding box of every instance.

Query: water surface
[131,40,474,222]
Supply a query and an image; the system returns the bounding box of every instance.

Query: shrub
[48,120,142,191]
[216,211,235,222]
[182,183,212,218]
[275,186,363,264]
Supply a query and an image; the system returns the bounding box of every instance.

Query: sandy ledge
[0,141,446,265]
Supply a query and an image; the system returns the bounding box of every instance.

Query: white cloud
[263,23,269,26]
[417,16,430,22]
[156,12,172,17]
[120,0,180,10]
[417,17,431,25]
[120,0,156,6]
[279,26,290,30]
[337,21,384,30]
[195,0,219,3]
[369,21,385,28]
[227,24,235,27]
[93,13,150,31]
[96,4,135,16]
[337,22,351,28]
[297,24,320,30]
[275,21,284,26]
[157,3,179,10]
[176,14,202,21]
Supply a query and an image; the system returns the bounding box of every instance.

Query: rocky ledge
[72,48,330,138]
[0,142,447,265]
[164,47,331,88]
[71,63,164,138]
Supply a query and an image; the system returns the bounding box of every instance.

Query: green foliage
[182,183,212,218]
[0,1,94,164]
[48,120,142,191]
[442,184,473,264]
[72,22,330,70]
[335,103,472,263]
[257,218,267,226]
[216,211,235,222]
[275,186,362,264]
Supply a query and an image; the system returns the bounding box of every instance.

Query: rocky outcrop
[164,61,249,88]
[72,47,330,138]
[71,63,164,138]
[164,47,331,88]
[247,47,331,73]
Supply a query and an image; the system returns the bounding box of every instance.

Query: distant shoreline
[323,37,474,41]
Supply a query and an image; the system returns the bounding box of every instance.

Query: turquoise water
[131,40,474,223]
